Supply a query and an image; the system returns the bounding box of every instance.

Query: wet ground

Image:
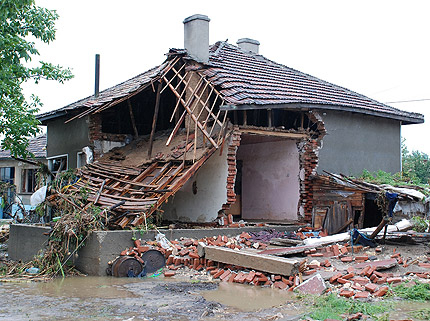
[0,275,428,321]
[0,275,306,321]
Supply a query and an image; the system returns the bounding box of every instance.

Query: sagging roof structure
[38,35,424,229]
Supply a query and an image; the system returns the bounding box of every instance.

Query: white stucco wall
[237,140,300,221]
[161,147,229,222]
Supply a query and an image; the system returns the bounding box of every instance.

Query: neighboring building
[0,134,47,216]
[37,15,424,225]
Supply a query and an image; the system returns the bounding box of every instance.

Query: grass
[392,281,430,301]
[302,293,389,320]
[411,308,430,320]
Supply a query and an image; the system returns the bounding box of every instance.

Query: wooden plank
[240,128,308,139]
[127,100,139,138]
[204,246,300,276]
[148,82,162,158]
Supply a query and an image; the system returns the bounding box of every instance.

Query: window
[21,168,37,193]
[0,167,15,184]
[0,167,15,209]
[47,155,68,176]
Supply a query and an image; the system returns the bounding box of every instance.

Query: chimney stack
[183,14,210,63]
[94,54,100,98]
[237,38,260,54]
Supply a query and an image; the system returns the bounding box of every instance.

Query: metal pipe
[95,54,100,98]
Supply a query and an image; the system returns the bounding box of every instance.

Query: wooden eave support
[148,82,162,158]
[239,128,308,139]
[127,100,139,138]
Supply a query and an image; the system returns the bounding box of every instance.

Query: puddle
[0,276,140,299]
[202,281,296,311]
[388,300,430,320]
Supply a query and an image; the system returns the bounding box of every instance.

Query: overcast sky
[25,0,429,155]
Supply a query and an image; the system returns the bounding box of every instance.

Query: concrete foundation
[9,224,300,276]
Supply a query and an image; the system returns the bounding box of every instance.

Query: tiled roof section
[37,62,169,121]
[201,42,423,123]
[0,134,46,159]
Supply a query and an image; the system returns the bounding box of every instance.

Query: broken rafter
[127,100,139,138]
[148,81,162,158]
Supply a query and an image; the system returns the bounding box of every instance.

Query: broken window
[21,168,36,193]
[48,155,68,176]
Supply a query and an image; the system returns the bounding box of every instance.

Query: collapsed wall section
[297,111,326,223]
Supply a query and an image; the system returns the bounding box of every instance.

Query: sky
[24,0,430,154]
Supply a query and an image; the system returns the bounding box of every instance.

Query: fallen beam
[303,219,412,247]
[204,245,300,276]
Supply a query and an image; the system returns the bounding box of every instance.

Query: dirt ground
[0,241,429,321]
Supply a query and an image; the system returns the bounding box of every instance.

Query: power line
[385,98,430,104]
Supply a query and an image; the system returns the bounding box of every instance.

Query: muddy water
[202,282,296,311]
[0,276,428,320]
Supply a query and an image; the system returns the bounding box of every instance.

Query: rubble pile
[114,228,430,299]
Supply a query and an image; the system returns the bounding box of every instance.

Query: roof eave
[220,103,424,125]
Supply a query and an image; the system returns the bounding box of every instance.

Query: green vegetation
[411,216,429,232]
[358,140,430,190]
[302,293,389,320]
[0,0,73,158]
[392,281,430,301]
[402,140,430,185]
[411,308,430,320]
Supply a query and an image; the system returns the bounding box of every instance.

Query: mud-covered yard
[1,243,429,321]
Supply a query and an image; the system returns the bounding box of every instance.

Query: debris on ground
[109,225,430,302]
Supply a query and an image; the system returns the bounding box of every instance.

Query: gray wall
[47,116,90,169]
[162,146,228,222]
[318,111,401,176]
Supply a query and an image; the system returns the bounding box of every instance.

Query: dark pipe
[95,54,100,98]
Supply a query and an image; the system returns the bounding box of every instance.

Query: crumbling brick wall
[222,127,241,212]
[297,111,326,223]
[88,114,131,159]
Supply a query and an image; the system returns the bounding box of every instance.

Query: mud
[0,273,429,320]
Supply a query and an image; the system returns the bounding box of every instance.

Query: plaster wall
[0,158,47,206]
[318,111,401,176]
[237,140,300,221]
[46,116,90,169]
[161,147,229,222]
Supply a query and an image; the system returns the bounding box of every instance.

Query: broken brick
[354,291,370,299]
[364,283,378,293]
[387,277,402,284]
[164,271,176,277]
[339,290,355,298]
[374,286,389,297]
[341,256,353,263]
[329,273,344,284]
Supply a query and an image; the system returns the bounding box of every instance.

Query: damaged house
[37,15,424,229]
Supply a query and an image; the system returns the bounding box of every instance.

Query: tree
[402,139,430,185]
[0,0,73,158]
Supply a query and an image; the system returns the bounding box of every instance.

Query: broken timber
[204,245,300,276]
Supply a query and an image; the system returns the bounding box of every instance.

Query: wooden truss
[160,60,229,150]
[70,147,216,229]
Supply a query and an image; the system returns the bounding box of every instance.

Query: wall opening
[363,193,383,228]
[230,134,300,222]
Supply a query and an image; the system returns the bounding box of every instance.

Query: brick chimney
[237,38,260,54]
[183,14,210,63]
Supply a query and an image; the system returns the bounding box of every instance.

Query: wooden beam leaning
[204,246,300,276]
[148,82,162,158]
[127,100,139,138]
[162,75,218,148]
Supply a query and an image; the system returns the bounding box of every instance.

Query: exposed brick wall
[298,111,327,223]
[222,127,241,211]
[88,114,130,159]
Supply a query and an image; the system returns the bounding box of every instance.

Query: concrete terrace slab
[8,224,300,276]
